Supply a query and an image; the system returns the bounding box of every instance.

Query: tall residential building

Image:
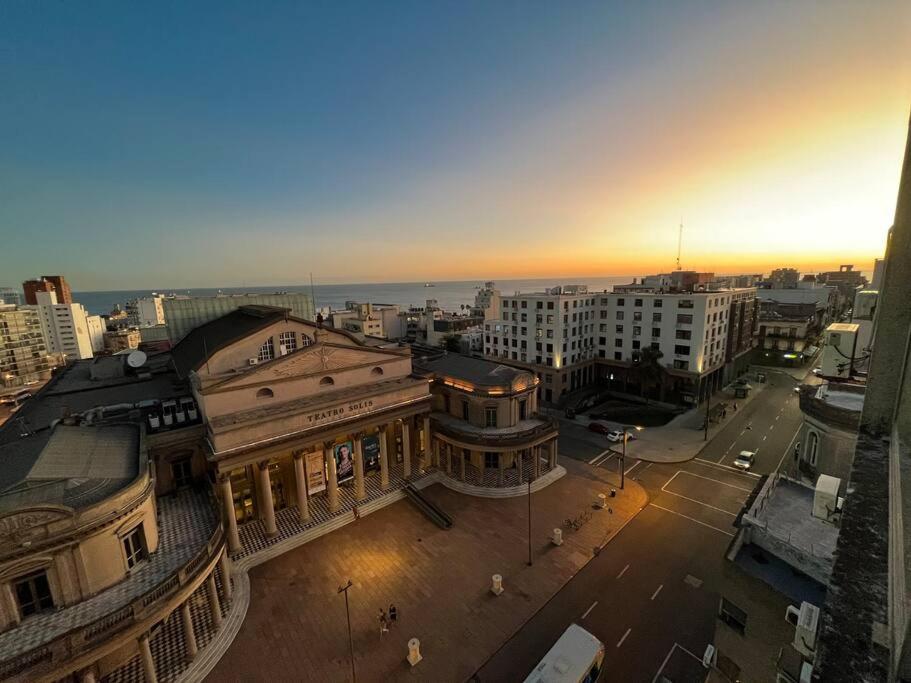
[125,295,166,327]
[0,304,51,387]
[483,285,598,402]
[34,290,96,361]
[768,267,800,289]
[0,287,23,306]
[813,112,911,682]
[22,275,72,305]
[474,281,501,318]
[162,292,315,343]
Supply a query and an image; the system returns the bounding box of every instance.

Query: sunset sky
[1,1,909,290]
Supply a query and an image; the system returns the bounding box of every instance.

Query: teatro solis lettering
[305,399,375,424]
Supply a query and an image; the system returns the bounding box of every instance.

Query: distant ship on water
[424,283,435,287]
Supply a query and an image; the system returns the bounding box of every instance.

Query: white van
[524,623,605,683]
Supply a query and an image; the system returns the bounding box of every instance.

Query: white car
[733,451,755,471]
[606,430,636,443]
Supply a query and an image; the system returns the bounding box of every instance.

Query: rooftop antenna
[676,219,683,271]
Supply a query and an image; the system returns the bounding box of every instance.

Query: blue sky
[1,1,909,290]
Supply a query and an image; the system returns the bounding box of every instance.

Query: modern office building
[162,292,315,343]
[22,275,72,305]
[0,304,51,388]
[0,288,23,307]
[33,291,97,361]
[483,285,597,402]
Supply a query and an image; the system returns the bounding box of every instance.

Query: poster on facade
[362,435,380,472]
[335,441,355,483]
[395,434,404,464]
[305,450,325,494]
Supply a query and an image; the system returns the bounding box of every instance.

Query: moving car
[733,451,755,470]
[606,430,636,443]
[588,421,611,435]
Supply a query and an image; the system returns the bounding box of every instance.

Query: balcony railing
[0,499,225,682]
[432,413,558,447]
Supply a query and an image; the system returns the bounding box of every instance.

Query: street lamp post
[338,580,356,683]
[620,431,626,490]
[527,471,533,566]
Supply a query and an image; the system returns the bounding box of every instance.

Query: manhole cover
[684,574,703,588]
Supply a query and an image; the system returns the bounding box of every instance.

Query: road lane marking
[762,435,767,441]
[692,459,761,477]
[581,601,598,619]
[651,584,663,600]
[617,628,631,647]
[769,424,774,430]
[775,415,780,421]
[589,450,610,465]
[616,564,630,579]
[658,489,738,516]
[666,470,754,493]
[625,460,642,475]
[776,426,802,473]
[650,503,735,537]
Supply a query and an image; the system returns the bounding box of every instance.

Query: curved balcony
[798,384,864,433]
[431,411,558,449]
[0,488,223,682]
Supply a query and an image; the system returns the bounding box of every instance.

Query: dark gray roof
[0,424,139,513]
[171,305,292,378]
[414,354,532,388]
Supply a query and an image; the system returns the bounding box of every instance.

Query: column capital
[377,424,388,434]
[216,472,231,485]
[323,440,336,450]
[257,460,270,472]
[292,450,304,461]
[354,431,366,440]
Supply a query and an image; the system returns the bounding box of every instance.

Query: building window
[256,387,274,399]
[616,311,624,321]
[123,525,147,569]
[172,458,193,488]
[257,337,275,362]
[634,299,643,307]
[653,313,662,323]
[676,329,692,340]
[371,367,384,375]
[444,395,451,413]
[654,299,663,308]
[13,570,54,619]
[676,314,693,324]
[617,298,625,306]
[484,452,498,468]
[462,401,470,421]
[614,351,622,361]
[632,340,641,350]
[673,359,689,370]
[807,431,819,466]
[485,407,497,427]
[652,328,661,337]
[319,376,335,386]
[519,400,527,420]
[278,331,297,353]
[678,300,694,309]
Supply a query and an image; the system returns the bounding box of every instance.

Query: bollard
[491,573,504,596]
[597,493,607,509]
[552,528,563,546]
[609,489,616,498]
[407,638,423,667]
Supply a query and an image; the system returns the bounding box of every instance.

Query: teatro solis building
[172,306,434,554]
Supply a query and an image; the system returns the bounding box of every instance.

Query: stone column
[80,669,97,683]
[533,446,541,478]
[497,454,504,486]
[325,442,340,512]
[257,461,278,538]
[218,474,242,555]
[402,420,412,479]
[444,443,452,475]
[421,415,431,472]
[181,601,198,661]
[549,440,557,469]
[432,439,440,469]
[460,448,466,481]
[378,426,390,489]
[516,449,523,483]
[207,573,223,628]
[220,550,233,602]
[353,435,366,500]
[138,633,157,683]
[292,452,310,523]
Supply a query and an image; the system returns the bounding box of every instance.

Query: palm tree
[636,346,665,403]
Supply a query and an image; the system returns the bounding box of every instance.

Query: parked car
[606,430,636,443]
[588,421,612,435]
[733,451,755,470]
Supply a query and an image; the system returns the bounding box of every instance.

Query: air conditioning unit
[785,602,820,658]
[248,358,258,366]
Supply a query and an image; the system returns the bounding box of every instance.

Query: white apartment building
[126,295,166,327]
[86,313,105,353]
[33,291,96,361]
[595,290,747,403]
[483,285,597,402]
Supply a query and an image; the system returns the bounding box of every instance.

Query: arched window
[807,431,819,466]
[258,337,275,362]
[319,376,334,386]
[301,334,314,348]
[256,387,274,399]
[371,367,384,376]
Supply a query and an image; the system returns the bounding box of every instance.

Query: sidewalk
[202,459,647,683]
[568,373,779,464]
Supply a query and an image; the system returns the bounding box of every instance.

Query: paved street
[475,368,811,682]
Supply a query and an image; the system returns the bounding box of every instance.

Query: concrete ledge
[435,466,566,498]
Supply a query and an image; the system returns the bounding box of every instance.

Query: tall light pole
[620,431,626,490]
[527,449,534,566]
[704,381,711,442]
[338,580,356,682]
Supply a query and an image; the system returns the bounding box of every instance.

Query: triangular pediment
[208,343,407,389]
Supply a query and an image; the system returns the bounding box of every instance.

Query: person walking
[389,603,398,626]
[379,609,389,635]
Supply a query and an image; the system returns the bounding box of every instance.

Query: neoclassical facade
[414,354,559,486]
[172,305,434,555]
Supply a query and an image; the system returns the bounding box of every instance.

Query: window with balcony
[674,345,690,355]
[462,401,469,421]
[673,359,689,370]
[676,314,693,324]
[485,407,497,427]
[678,300,694,309]
[13,570,54,619]
[519,400,527,420]
[633,326,641,336]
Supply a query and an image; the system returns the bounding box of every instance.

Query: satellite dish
[126,350,147,368]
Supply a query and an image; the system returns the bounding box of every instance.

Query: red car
[588,421,612,435]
